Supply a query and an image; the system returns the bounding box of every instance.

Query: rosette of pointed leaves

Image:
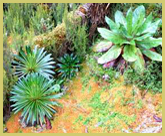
[95,5,162,73]
[13,46,55,79]
[57,53,81,79]
[10,73,61,126]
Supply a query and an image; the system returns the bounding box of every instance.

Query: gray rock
[102,74,110,81]
[3,127,8,132]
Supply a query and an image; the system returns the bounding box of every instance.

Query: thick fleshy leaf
[132,5,145,25]
[126,7,133,35]
[97,28,126,44]
[137,37,162,49]
[142,49,162,61]
[132,5,145,35]
[142,19,161,34]
[132,48,145,74]
[115,10,127,29]
[136,13,153,35]
[97,28,113,40]
[93,40,113,52]
[122,45,137,62]
[103,59,116,68]
[134,33,152,41]
[98,45,122,64]
[119,24,132,39]
[105,16,119,32]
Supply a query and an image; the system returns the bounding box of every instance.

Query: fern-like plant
[95,5,162,73]
[57,53,81,79]
[10,73,61,125]
[13,46,55,79]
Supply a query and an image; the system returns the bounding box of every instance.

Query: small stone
[153,115,162,122]
[94,56,99,60]
[62,128,67,133]
[95,121,103,127]
[21,122,27,128]
[102,74,109,81]
[3,127,8,132]
[42,124,46,129]
[85,126,88,133]
[122,129,131,133]
[36,127,44,133]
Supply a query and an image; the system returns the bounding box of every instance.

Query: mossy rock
[33,22,66,48]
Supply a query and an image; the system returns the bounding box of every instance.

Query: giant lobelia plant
[57,53,81,79]
[10,73,61,126]
[95,5,162,73]
[13,46,55,79]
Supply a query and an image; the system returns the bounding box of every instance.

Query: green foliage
[51,3,67,26]
[71,24,88,59]
[3,69,17,106]
[110,3,162,20]
[3,28,13,74]
[85,91,136,131]
[137,99,143,109]
[74,115,84,124]
[3,3,36,35]
[124,61,162,93]
[64,9,89,59]
[33,22,67,59]
[86,53,116,83]
[3,70,9,103]
[30,5,54,35]
[80,73,91,92]
[3,4,54,36]
[50,3,79,26]
[3,3,54,55]
[13,46,55,79]
[96,5,162,73]
[10,73,62,126]
[3,29,18,105]
[57,53,81,79]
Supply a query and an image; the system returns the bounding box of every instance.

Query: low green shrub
[3,29,18,105]
[63,9,89,59]
[29,4,54,35]
[3,3,36,35]
[86,53,116,83]
[57,53,81,80]
[124,61,162,93]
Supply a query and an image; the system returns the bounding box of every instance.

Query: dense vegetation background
[3,3,162,133]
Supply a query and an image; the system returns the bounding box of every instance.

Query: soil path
[5,64,162,133]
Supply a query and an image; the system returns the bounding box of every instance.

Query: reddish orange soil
[5,65,162,133]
